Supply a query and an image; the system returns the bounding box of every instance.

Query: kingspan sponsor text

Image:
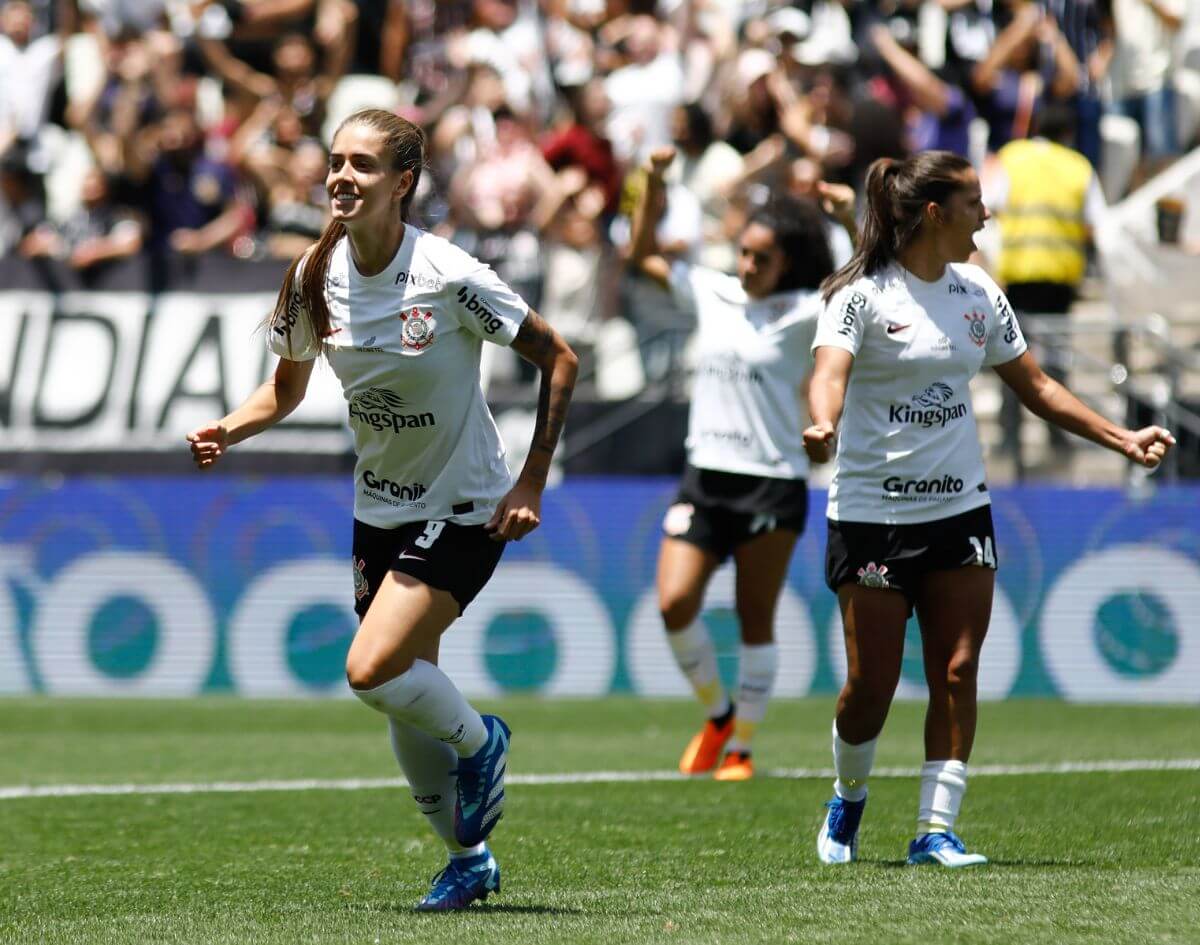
[888,401,968,428]
[348,403,435,432]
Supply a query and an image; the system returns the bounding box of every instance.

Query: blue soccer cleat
[453,714,511,848]
[817,795,866,864]
[414,847,500,911]
[907,830,989,868]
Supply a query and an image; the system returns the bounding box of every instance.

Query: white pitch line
[1,759,1198,801]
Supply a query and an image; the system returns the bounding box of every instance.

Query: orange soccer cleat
[678,716,734,775]
[713,751,754,781]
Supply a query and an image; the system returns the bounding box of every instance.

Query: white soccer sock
[353,659,488,757]
[727,642,778,754]
[387,717,486,857]
[666,622,730,718]
[917,760,968,835]
[832,719,877,803]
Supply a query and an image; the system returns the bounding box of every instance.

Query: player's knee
[945,652,979,696]
[345,650,411,693]
[660,591,702,631]
[735,601,775,640]
[841,673,896,717]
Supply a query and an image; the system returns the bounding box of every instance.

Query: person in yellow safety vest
[983,100,1106,479]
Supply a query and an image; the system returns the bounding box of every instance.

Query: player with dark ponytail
[807,151,1174,868]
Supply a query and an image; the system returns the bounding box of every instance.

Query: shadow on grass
[864,858,1095,869]
[409,904,585,916]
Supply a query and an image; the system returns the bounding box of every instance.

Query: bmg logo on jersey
[456,286,505,335]
[348,387,436,433]
[272,288,304,337]
[837,291,867,337]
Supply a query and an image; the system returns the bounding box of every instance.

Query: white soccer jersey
[669,262,817,480]
[268,227,528,528]
[812,262,1027,524]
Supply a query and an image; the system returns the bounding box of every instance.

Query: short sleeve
[813,284,871,356]
[449,263,529,346]
[666,259,697,309]
[984,286,1028,367]
[266,280,319,362]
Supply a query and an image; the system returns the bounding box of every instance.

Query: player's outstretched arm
[627,146,676,289]
[186,356,315,469]
[804,346,854,464]
[487,312,579,540]
[994,351,1176,468]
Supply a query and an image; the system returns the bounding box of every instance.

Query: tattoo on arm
[513,311,557,362]
[514,313,576,475]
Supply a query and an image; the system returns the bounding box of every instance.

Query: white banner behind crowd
[0,290,351,452]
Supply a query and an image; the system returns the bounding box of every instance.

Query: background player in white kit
[805,151,1175,867]
[630,146,841,781]
[186,110,578,909]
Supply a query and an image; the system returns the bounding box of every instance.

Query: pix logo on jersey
[964,310,988,347]
[397,307,436,350]
[456,286,505,335]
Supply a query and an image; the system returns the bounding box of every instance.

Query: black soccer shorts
[352,518,506,617]
[662,465,808,561]
[824,504,998,610]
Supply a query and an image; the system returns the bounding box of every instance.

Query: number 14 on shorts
[968,535,996,568]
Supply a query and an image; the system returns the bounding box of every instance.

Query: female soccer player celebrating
[806,151,1174,866]
[631,146,838,781]
[187,109,578,908]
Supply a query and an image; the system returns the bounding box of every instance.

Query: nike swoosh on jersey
[397,553,426,562]
[886,323,911,334]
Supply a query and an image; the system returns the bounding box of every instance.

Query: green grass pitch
[1,697,1198,945]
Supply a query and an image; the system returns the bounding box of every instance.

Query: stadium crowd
[1,0,1197,394]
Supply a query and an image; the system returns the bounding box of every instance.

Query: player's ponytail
[821,151,972,303]
[269,109,427,357]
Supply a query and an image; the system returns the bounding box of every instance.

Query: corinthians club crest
[963,310,988,347]
[398,306,435,350]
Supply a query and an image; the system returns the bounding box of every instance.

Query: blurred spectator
[348,0,407,81]
[601,14,685,162]
[126,103,247,258]
[868,19,976,157]
[666,102,743,273]
[0,0,70,163]
[446,0,553,118]
[199,27,348,140]
[18,164,143,270]
[541,78,622,216]
[940,0,997,90]
[68,28,172,183]
[251,133,326,259]
[0,142,44,254]
[449,103,555,307]
[723,47,780,154]
[1042,0,1112,170]
[1109,0,1185,177]
[970,3,1080,155]
[985,100,1104,476]
[786,156,856,268]
[532,164,612,346]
